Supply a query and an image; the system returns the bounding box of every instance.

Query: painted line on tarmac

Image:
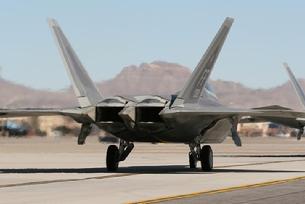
[127,176,305,204]
[0,173,134,189]
[1,159,305,189]
[217,158,305,168]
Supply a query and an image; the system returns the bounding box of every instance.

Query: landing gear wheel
[106,145,119,172]
[189,152,197,169]
[200,145,213,171]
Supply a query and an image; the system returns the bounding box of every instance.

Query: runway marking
[217,158,305,168]
[0,173,134,189]
[128,176,305,204]
[0,158,305,189]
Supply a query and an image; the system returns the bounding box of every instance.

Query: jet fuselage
[94,86,231,143]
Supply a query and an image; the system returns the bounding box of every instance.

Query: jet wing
[164,104,304,116]
[0,107,94,124]
[240,108,305,129]
[239,64,305,129]
[162,105,305,129]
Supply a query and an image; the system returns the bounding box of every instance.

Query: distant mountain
[0,61,302,110]
[98,61,190,96]
[0,78,75,108]
[210,80,302,110]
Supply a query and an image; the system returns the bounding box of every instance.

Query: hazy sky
[1,1,305,90]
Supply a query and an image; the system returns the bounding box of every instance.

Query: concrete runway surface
[1,136,305,203]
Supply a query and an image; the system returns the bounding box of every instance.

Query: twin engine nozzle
[95,96,168,127]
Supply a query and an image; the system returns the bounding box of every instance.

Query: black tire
[200,145,213,171]
[189,152,197,169]
[106,145,119,172]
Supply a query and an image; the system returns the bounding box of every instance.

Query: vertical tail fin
[283,63,305,109]
[174,17,234,105]
[48,18,103,107]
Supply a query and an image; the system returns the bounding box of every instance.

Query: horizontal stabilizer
[48,18,103,107]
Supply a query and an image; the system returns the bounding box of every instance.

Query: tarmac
[1,136,305,203]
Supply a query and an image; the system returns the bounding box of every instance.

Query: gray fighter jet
[1,17,305,172]
[283,63,305,140]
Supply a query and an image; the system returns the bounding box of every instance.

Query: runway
[157,177,305,204]
[1,136,305,203]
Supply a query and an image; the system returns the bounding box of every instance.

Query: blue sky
[1,1,305,90]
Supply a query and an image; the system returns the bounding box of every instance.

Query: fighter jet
[1,17,305,172]
[283,63,305,140]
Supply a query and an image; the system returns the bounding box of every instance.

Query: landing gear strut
[189,144,213,171]
[106,140,134,172]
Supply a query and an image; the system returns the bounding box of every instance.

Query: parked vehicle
[1,121,28,137]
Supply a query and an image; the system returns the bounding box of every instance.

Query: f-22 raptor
[1,17,305,172]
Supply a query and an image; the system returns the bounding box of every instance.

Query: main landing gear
[189,143,213,171]
[106,140,134,172]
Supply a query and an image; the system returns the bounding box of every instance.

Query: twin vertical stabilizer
[284,63,305,109]
[48,17,234,108]
[173,17,234,106]
[48,19,103,108]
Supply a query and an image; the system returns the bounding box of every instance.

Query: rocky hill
[98,61,190,96]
